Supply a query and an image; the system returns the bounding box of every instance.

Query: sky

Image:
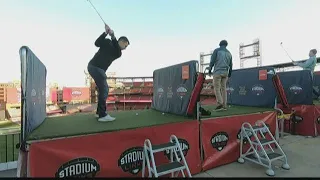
[0,0,319,87]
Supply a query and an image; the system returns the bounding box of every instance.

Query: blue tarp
[227,67,276,108]
[277,70,313,105]
[152,60,198,116]
[20,46,47,141]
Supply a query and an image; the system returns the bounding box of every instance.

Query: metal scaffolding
[239,38,262,68]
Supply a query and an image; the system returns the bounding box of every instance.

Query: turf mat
[27,109,193,141]
[204,105,274,118]
[0,121,20,129]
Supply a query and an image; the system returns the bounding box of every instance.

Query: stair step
[157,162,185,176]
[247,152,284,161]
[252,138,274,145]
[251,125,265,131]
[264,152,283,160]
[152,142,176,152]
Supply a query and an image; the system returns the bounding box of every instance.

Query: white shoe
[98,114,116,122]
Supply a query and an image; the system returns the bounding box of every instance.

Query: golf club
[87,0,106,25]
[280,42,294,62]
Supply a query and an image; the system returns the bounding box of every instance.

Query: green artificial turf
[204,105,274,118]
[313,100,320,105]
[0,121,20,129]
[26,105,275,141]
[27,109,193,141]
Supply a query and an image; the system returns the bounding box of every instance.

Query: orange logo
[182,65,189,80]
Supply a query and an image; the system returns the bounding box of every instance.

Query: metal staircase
[142,135,192,178]
[237,120,290,176]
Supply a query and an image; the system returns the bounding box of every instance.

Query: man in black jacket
[88,24,130,122]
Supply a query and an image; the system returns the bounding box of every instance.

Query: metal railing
[0,129,20,171]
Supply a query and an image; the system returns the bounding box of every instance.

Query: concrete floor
[195,135,320,177]
[1,135,320,177]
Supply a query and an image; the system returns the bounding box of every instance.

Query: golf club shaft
[87,0,106,24]
[280,43,294,62]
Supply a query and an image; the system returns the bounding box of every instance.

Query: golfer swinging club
[87,24,130,122]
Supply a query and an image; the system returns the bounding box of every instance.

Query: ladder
[237,120,290,176]
[142,135,192,178]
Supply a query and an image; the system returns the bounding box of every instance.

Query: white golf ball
[136,113,139,115]
[162,112,165,115]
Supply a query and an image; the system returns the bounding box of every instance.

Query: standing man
[88,24,130,122]
[293,49,319,98]
[207,40,233,111]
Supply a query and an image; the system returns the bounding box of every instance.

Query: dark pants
[87,64,109,117]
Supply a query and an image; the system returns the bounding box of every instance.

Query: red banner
[280,105,317,136]
[201,112,276,171]
[313,105,320,136]
[29,120,201,177]
[63,87,90,102]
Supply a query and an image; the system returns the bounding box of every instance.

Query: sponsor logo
[118,147,144,175]
[251,84,265,96]
[55,157,100,178]
[226,87,234,94]
[176,85,188,99]
[239,86,247,96]
[211,132,229,151]
[31,89,37,104]
[31,89,36,97]
[289,85,303,95]
[167,86,173,98]
[164,138,189,161]
[157,87,164,98]
[72,91,82,96]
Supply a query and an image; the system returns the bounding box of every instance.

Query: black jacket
[88,32,122,71]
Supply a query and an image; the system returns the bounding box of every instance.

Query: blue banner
[277,70,313,105]
[152,60,198,116]
[20,46,47,141]
[227,67,276,108]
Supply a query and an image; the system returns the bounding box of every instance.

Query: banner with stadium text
[28,120,201,177]
[201,111,276,171]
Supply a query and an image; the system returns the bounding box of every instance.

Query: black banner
[227,67,276,108]
[152,60,198,116]
[278,70,313,105]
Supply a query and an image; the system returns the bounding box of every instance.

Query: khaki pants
[213,74,228,107]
